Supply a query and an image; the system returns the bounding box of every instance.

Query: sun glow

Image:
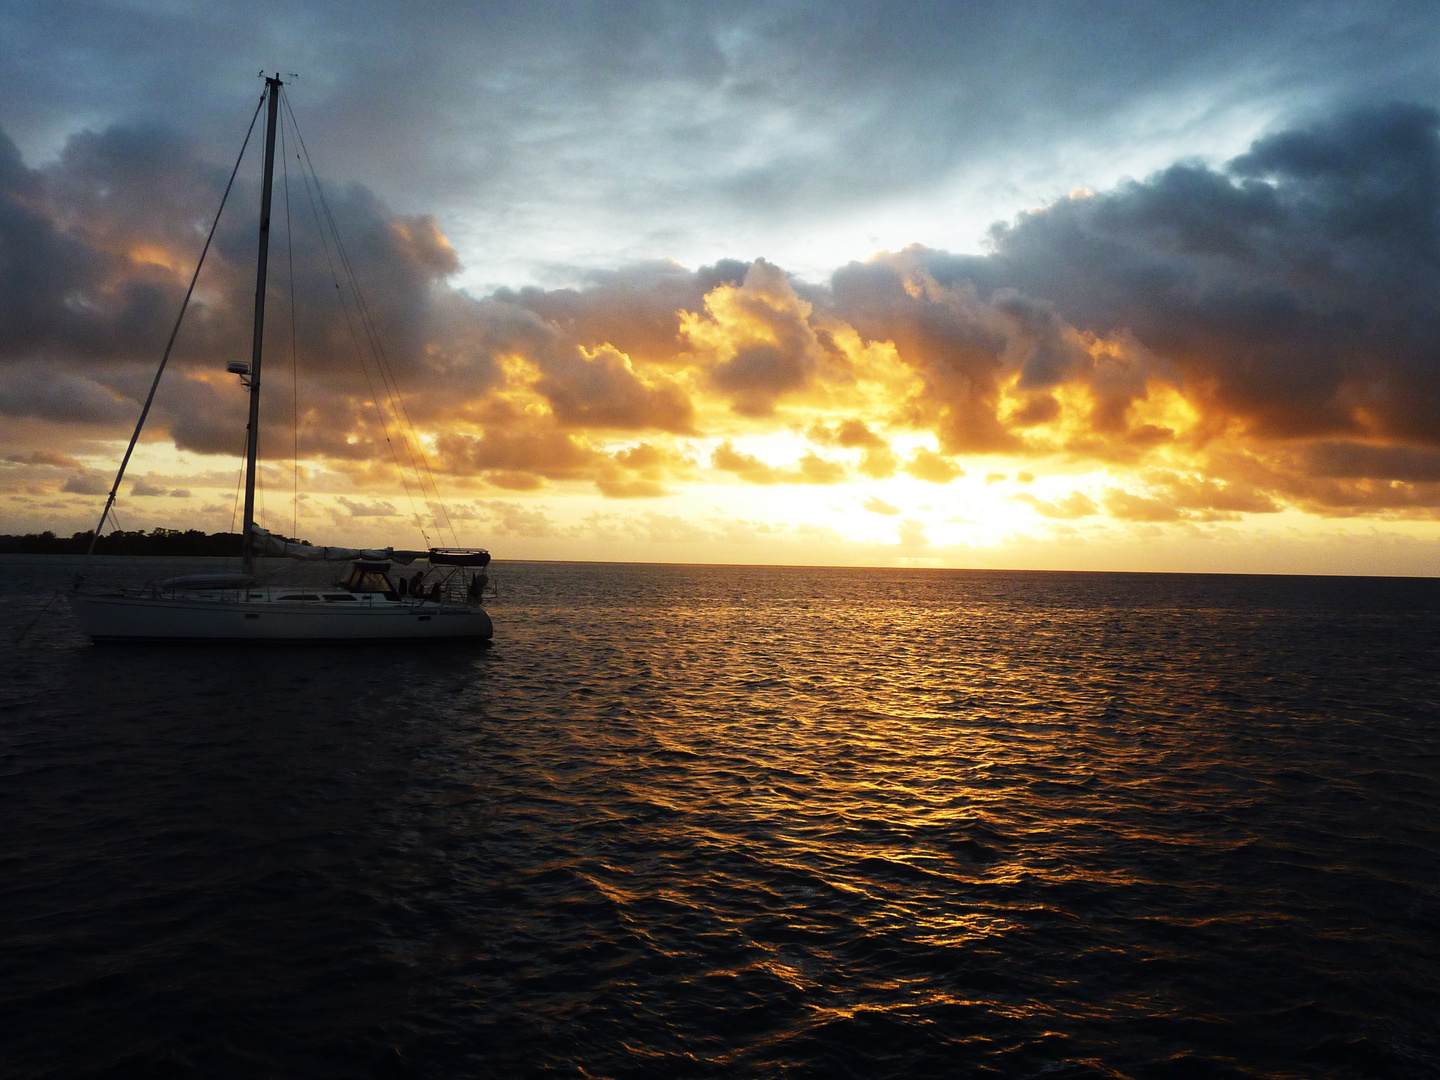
[9,170,1440,578]
[127,243,186,272]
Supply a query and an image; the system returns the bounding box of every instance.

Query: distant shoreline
[0,529,309,558]
[4,545,1437,581]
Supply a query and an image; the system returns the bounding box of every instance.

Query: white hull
[69,592,493,642]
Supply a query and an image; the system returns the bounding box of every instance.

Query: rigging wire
[228,429,247,537]
[279,94,436,547]
[256,434,266,533]
[343,250,461,545]
[281,110,300,539]
[315,200,452,541]
[289,144,431,546]
[280,92,460,546]
[344,265,461,544]
[324,225,459,545]
[86,90,267,556]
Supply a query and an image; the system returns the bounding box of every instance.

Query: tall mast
[242,75,282,574]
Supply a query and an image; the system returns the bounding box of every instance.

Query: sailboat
[69,75,493,642]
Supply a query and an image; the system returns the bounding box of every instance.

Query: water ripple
[1,559,1439,1077]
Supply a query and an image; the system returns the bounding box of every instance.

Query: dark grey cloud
[61,471,109,495]
[5,2,1440,285]
[496,260,749,364]
[1306,442,1440,483]
[0,105,714,488]
[435,428,599,485]
[869,102,1440,445]
[0,113,504,462]
[535,345,695,433]
[0,363,132,425]
[9,5,1440,516]
[828,265,1019,452]
[0,129,160,366]
[12,97,1438,465]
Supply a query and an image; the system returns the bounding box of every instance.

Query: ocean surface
[1,556,1438,1079]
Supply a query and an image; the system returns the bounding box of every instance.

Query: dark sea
[2,556,1439,1079]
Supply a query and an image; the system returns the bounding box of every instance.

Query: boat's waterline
[68,593,494,642]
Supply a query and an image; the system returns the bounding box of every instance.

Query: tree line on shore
[0,529,308,556]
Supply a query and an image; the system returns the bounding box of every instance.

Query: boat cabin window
[324,594,358,602]
[277,594,322,601]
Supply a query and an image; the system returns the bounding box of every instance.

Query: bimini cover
[249,526,425,565]
[429,548,491,566]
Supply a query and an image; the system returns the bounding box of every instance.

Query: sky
[4,0,1440,574]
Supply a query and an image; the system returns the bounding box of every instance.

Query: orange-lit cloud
[7,104,1440,572]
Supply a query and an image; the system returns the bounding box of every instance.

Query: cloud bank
[6,100,1440,544]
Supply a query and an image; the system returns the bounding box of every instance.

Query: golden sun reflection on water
[2,558,1438,1074]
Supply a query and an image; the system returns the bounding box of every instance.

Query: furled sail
[248,526,426,564]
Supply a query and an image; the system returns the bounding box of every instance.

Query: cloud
[862,495,899,515]
[535,344,695,433]
[62,472,109,495]
[1151,473,1280,516]
[610,442,680,474]
[0,117,500,471]
[478,471,544,492]
[683,260,837,416]
[130,477,167,496]
[903,447,963,484]
[5,450,81,468]
[499,260,749,365]
[797,451,846,485]
[711,441,783,484]
[897,519,928,548]
[473,500,569,539]
[595,478,667,498]
[0,130,148,368]
[856,445,898,479]
[16,89,1440,536]
[0,364,134,425]
[889,103,1440,449]
[336,496,399,517]
[1015,491,1099,519]
[1103,489,1184,523]
[807,418,898,478]
[437,429,599,485]
[809,417,885,449]
[7,1,1440,302]
[710,442,847,485]
[632,512,711,544]
[1305,442,1440,483]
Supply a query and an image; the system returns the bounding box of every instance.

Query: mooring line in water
[14,590,62,645]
